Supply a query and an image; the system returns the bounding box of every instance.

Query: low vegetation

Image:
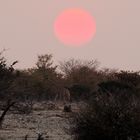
[0,49,140,139]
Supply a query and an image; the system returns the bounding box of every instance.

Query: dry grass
[0,102,79,140]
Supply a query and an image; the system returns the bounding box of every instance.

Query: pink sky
[0,0,140,70]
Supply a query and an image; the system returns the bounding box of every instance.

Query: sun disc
[54,8,96,47]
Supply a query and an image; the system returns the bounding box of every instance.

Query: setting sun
[54,8,96,47]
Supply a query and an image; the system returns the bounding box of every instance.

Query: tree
[36,54,56,70]
[0,99,15,128]
[0,50,18,128]
[98,71,140,96]
[59,59,101,100]
[0,50,18,100]
[27,54,62,101]
[59,58,99,76]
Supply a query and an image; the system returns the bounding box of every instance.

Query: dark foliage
[1,51,140,140]
[63,104,72,112]
[72,93,140,140]
[68,84,91,100]
[72,71,140,140]
[0,50,18,100]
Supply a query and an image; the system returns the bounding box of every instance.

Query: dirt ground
[0,102,79,140]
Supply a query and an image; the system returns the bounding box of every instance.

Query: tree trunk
[0,100,15,128]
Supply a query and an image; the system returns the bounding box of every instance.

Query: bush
[72,94,140,140]
[63,104,72,112]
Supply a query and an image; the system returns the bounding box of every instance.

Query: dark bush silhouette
[72,89,140,140]
[63,104,72,112]
[71,71,140,140]
[0,50,18,100]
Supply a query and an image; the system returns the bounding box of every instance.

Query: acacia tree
[59,59,101,100]
[10,54,63,102]
[28,54,62,101]
[59,58,99,76]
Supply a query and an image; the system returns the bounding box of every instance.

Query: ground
[0,102,79,140]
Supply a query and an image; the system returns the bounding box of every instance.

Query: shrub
[72,94,140,140]
[63,104,72,112]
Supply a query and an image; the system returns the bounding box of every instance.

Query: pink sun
[54,8,96,47]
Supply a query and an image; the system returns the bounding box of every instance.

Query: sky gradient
[0,0,140,70]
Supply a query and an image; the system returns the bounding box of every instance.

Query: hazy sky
[0,0,140,70]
